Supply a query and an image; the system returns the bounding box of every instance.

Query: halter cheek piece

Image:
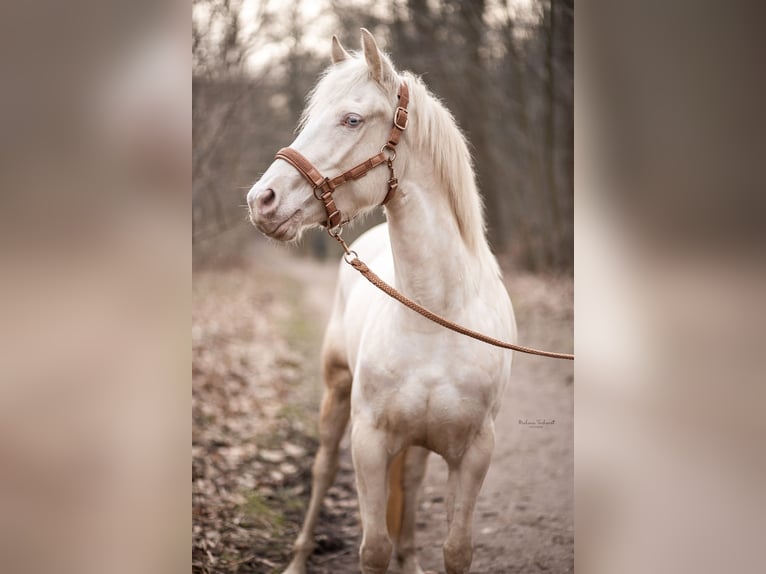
[274,82,410,230]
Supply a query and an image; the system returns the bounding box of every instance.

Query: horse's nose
[248,186,277,217]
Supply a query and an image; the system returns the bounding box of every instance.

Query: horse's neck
[384,158,485,314]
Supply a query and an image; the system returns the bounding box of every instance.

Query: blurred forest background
[193,0,573,270]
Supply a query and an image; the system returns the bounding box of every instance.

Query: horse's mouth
[260,210,301,240]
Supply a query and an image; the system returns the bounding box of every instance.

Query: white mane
[401,71,496,265]
[300,55,497,271]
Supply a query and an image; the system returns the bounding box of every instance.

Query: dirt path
[193,238,572,574]
[274,246,574,574]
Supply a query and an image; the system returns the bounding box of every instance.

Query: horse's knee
[360,533,392,574]
[443,535,472,574]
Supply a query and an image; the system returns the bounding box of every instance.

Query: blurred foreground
[0,2,189,573]
[576,3,766,573]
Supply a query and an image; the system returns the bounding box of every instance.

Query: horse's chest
[357,311,503,377]
[351,326,505,456]
[359,331,471,387]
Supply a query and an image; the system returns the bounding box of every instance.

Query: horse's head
[248,29,403,241]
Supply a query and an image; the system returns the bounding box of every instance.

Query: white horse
[247,29,516,574]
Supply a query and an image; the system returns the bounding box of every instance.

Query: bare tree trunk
[454,0,505,250]
[543,0,564,268]
[558,0,575,268]
[504,16,545,270]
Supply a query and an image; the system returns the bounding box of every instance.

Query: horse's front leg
[443,424,495,574]
[282,353,351,574]
[352,420,395,574]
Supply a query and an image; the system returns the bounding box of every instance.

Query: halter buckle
[394,106,408,130]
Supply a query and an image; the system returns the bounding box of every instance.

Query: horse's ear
[360,28,394,83]
[331,35,350,64]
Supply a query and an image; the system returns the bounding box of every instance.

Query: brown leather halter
[274,82,410,230]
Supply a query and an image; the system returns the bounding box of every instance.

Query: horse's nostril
[258,188,276,210]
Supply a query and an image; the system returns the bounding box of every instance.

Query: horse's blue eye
[344,114,362,127]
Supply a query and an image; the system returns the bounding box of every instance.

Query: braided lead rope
[345,256,574,361]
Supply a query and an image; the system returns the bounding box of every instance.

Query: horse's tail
[386,449,406,540]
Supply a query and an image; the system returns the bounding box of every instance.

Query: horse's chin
[252,209,304,242]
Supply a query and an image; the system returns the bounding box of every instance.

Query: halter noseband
[274,81,410,230]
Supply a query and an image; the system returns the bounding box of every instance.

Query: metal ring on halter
[327,223,344,238]
[313,178,331,201]
[343,249,359,264]
[381,144,397,162]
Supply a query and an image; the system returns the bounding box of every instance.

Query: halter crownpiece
[275,81,410,229]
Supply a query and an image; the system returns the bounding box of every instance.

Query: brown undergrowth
[192,260,349,574]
